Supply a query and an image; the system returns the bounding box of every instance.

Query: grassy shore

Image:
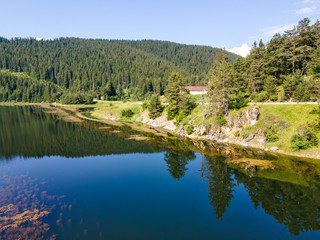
[79,101,320,157]
[1,101,319,158]
[244,104,320,153]
[2,101,320,186]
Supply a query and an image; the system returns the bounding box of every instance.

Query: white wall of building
[190,90,207,95]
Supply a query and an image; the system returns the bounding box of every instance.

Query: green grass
[85,102,143,121]
[64,100,320,155]
[180,103,320,154]
[191,94,208,103]
[178,105,215,126]
[257,170,310,186]
[244,104,320,152]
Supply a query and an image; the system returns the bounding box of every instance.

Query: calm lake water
[1,105,320,240]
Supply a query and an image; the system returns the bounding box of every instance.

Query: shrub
[264,125,279,142]
[179,93,196,116]
[269,94,278,102]
[229,92,249,109]
[310,106,320,114]
[167,104,179,120]
[291,133,310,151]
[84,91,95,104]
[148,94,163,119]
[242,132,250,139]
[310,105,320,130]
[60,92,84,104]
[291,127,319,151]
[175,111,185,124]
[142,101,148,111]
[121,109,134,118]
[255,91,268,102]
[186,124,194,135]
[294,82,310,102]
[303,127,319,146]
[215,114,227,126]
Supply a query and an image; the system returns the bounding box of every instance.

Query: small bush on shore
[264,125,279,142]
[186,124,194,135]
[121,109,134,118]
[215,114,227,126]
[142,101,148,111]
[291,127,319,151]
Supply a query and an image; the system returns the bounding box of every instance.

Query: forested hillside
[0,38,237,102]
[206,18,320,119]
[227,18,320,103]
[1,18,319,104]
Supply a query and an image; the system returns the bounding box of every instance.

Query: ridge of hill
[0,37,238,102]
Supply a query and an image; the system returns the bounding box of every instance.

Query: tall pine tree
[207,49,233,115]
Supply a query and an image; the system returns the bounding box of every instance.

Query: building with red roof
[184,86,207,95]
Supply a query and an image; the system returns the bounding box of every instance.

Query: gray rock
[245,134,255,142]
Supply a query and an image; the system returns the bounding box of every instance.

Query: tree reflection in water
[204,155,235,220]
[164,150,196,180]
[234,170,320,236]
[202,154,320,236]
[165,152,320,236]
[0,173,66,240]
[1,106,320,238]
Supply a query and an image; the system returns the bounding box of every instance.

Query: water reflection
[197,154,320,236]
[234,170,320,236]
[204,155,235,220]
[164,150,196,180]
[1,106,320,238]
[0,106,159,159]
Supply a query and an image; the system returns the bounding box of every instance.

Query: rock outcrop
[137,107,265,149]
[138,112,176,131]
[181,107,265,149]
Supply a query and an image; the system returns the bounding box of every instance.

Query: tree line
[0,37,237,103]
[208,18,320,116]
[0,18,319,106]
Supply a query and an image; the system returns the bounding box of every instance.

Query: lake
[1,105,320,240]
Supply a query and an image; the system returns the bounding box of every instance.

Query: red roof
[184,86,207,91]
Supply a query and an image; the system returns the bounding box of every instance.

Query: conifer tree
[263,76,278,101]
[285,27,299,80]
[207,49,233,115]
[232,57,247,92]
[165,73,184,120]
[148,94,163,119]
[295,18,314,77]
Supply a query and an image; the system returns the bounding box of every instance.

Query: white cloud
[227,44,251,58]
[260,24,295,37]
[295,6,317,14]
[302,0,316,4]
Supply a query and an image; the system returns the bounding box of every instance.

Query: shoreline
[1,102,319,160]
[82,108,320,161]
[60,104,320,161]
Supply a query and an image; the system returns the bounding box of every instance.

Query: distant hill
[0,37,238,102]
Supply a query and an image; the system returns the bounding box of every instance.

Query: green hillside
[0,70,61,102]
[0,37,238,102]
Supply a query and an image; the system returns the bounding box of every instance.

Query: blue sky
[1,0,320,56]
